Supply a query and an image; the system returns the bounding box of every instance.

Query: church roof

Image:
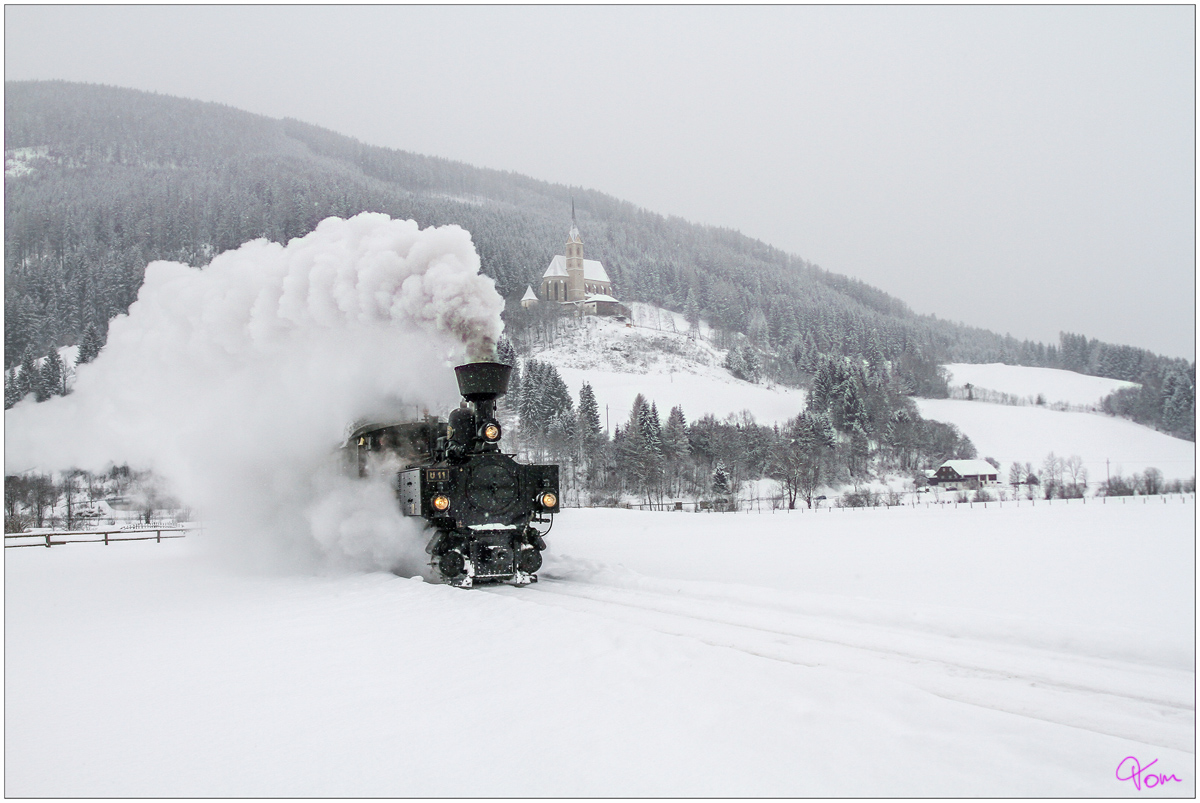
[586,293,619,303]
[542,255,610,284]
[521,285,538,301]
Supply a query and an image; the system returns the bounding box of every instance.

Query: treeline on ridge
[4,80,1193,439]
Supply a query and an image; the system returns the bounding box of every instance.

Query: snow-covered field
[7,500,1193,797]
[944,363,1140,407]
[915,398,1195,482]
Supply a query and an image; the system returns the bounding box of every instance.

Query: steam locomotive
[347,361,559,587]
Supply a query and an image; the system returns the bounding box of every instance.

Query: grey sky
[6,5,1195,359]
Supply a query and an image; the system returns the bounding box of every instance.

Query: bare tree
[1142,467,1164,495]
[1063,455,1088,496]
[1041,452,1065,498]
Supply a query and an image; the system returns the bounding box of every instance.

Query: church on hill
[524,206,628,318]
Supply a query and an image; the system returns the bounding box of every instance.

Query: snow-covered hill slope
[530,304,804,425]
[527,305,1192,481]
[915,399,1195,481]
[944,362,1139,406]
[6,500,1193,796]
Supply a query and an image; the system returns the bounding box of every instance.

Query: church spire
[568,196,581,244]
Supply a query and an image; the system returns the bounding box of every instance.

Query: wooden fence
[610,492,1196,514]
[4,526,195,549]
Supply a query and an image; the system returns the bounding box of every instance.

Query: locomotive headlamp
[431,494,451,512]
[540,492,557,509]
[482,422,502,442]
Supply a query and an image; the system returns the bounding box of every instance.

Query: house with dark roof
[927,459,1000,489]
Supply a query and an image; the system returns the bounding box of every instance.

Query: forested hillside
[4,80,1193,438]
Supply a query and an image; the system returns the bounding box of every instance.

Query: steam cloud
[4,213,505,571]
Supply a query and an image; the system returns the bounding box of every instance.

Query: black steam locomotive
[347,361,559,587]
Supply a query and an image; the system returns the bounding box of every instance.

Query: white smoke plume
[4,213,506,571]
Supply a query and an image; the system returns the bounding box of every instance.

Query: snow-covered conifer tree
[661,405,691,496]
[31,351,53,402]
[741,345,761,383]
[41,349,66,398]
[17,348,37,401]
[578,382,602,441]
[724,345,747,380]
[4,368,22,409]
[711,460,730,496]
[77,323,103,365]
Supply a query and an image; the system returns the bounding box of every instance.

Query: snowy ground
[6,500,1194,796]
[944,363,1140,407]
[915,398,1195,482]
[533,307,804,426]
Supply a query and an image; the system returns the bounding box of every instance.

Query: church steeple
[565,199,584,300]
[568,197,581,245]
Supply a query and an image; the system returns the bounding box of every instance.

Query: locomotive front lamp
[540,492,557,509]
[431,495,451,512]
[482,422,502,442]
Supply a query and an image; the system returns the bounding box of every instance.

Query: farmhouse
[927,459,1000,489]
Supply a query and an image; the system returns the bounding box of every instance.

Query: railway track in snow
[483,574,1194,753]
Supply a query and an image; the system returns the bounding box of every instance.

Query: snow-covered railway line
[485,576,1194,752]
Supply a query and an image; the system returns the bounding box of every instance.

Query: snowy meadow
[6,498,1193,797]
[5,215,1193,797]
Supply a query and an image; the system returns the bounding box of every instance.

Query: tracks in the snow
[482,575,1195,752]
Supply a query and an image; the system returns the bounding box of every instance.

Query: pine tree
[617,394,651,499]
[578,382,602,440]
[741,345,761,383]
[518,359,546,435]
[541,363,574,421]
[661,405,690,497]
[77,322,103,365]
[496,337,517,366]
[711,460,730,495]
[5,368,22,409]
[724,345,747,380]
[684,289,701,339]
[642,402,665,500]
[32,354,53,402]
[661,406,690,461]
[18,348,37,402]
[40,349,65,399]
[1162,370,1195,439]
[503,357,522,415]
[809,355,835,412]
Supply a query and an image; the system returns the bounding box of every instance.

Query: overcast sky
[6,5,1195,359]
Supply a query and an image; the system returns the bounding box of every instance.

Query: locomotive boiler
[347,361,559,587]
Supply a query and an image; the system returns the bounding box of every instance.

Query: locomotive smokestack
[454,361,512,403]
